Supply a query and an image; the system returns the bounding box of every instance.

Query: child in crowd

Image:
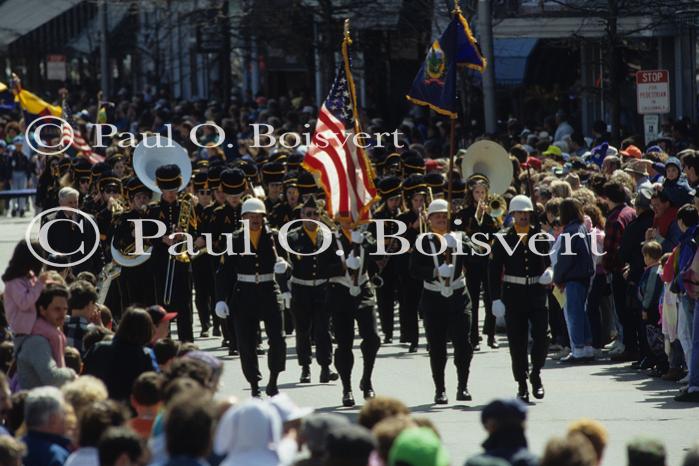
[129,372,163,439]
[661,157,693,207]
[637,241,665,372]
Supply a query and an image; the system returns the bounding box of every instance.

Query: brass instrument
[461,141,513,196]
[96,262,121,304]
[476,193,506,225]
[163,195,193,305]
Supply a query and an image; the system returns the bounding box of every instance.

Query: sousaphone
[460,140,513,195]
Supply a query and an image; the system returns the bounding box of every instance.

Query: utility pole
[478,0,496,133]
[99,0,110,98]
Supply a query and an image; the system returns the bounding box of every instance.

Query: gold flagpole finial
[452,0,462,14]
[343,18,351,41]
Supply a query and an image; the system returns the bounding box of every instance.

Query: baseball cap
[481,398,528,425]
[388,427,449,466]
[146,305,177,325]
[620,145,642,158]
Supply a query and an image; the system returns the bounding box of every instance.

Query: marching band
[35,133,548,406]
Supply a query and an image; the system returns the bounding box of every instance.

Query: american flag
[60,101,104,165]
[303,25,377,222]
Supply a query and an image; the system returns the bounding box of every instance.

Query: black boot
[517,381,529,403]
[434,390,448,404]
[266,372,279,397]
[530,372,544,399]
[320,365,339,383]
[360,378,375,399]
[342,391,355,407]
[457,372,472,401]
[251,384,261,398]
[487,335,499,348]
[300,365,311,383]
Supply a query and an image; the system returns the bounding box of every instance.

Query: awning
[493,38,537,86]
[65,2,130,55]
[0,0,83,51]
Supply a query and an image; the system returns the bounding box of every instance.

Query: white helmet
[241,197,267,215]
[508,195,534,213]
[427,199,449,216]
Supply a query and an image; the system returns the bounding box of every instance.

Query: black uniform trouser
[291,283,332,367]
[420,288,473,391]
[398,273,421,345]
[584,273,608,348]
[155,260,194,343]
[120,263,156,309]
[504,306,548,383]
[466,259,494,344]
[192,255,214,330]
[376,259,399,339]
[231,282,286,387]
[328,284,380,391]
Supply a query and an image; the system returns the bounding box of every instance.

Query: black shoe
[212,327,221,337]
[474,344,481,352]
[200,329,209,338]
[360,378,375,399]
[342,391,355,407]
[251,386,261,398]
[517,382,529,403]
[639,357,655,370]
[434,391,448,404]
[487,337,499,348]
[384,336,393,344]
[408,343,418,353]
[221,339,229,348]
[300,365,311,383]
[19,209,24,218]
[265,384,279,397]
[530,372,544,399]
[228,347,238,356]
[456,387,472,401]
[10,209,16,218]
[320,366,339,383]
[256,345,266,355]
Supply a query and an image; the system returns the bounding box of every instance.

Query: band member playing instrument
[395,174,428,352]
[455,175,500,350]
[262,161,286,214]
[326,219,381,407]
[113,177,156,309]
[370,175,403,344]
[203,164,228,340]
[214,198,288,398]
[145,164,196,343]
[211,168,246,354]
[191,171,214,338]
[489,195,552,402]
[286,196,339,384]
[410,199,474,405]
[94,172,125,313]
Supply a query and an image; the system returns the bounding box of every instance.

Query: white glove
[438,263,454,278]
[345,255,361,270]
[351,230,364,244]
[492,299,506,318]
[538,267,553,285]
[215,301,230,318]
[274,259,289,274]
[281,292,291,309]
[445,232,458,249]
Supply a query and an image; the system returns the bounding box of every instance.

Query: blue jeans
[564,281,592,349]
[690,301,699,389]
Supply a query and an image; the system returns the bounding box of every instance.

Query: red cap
[146,305,177,325]
[522,156,542,171]
[620,145,642,158]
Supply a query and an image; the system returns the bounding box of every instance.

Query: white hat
[427,199,449,216]
[508,195,534,213]
[268,393,314,423]
[241,197,267,215]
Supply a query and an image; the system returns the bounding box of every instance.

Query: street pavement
[4,212,699,465]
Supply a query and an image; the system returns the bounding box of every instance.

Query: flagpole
[446,0,461,224]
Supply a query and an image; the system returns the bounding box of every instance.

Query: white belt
[329,274,369,288]
[423,276,467,293]
[503,274,541,285]
[237,273,275,283]
[290,277,328,287]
